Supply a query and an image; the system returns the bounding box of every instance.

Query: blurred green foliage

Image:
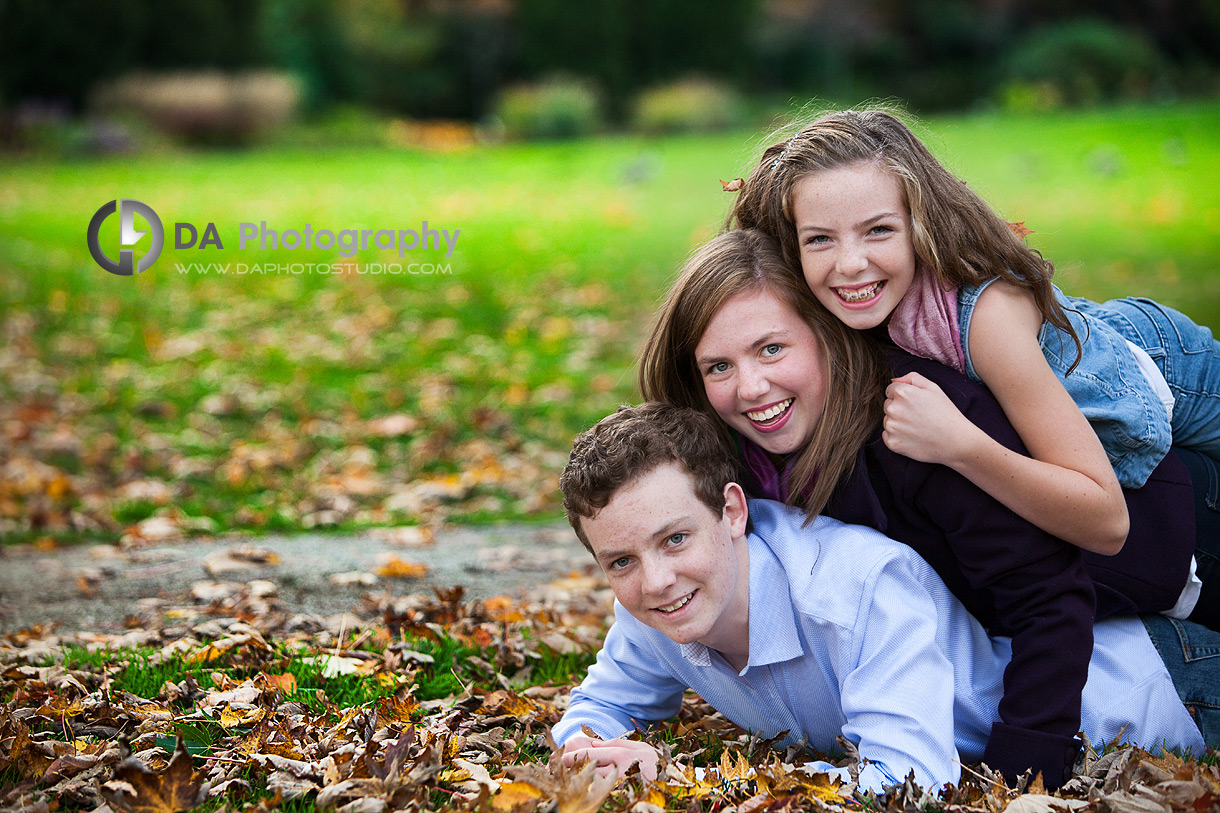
[1002,19,1166,108]
[2,0,1218,127]
[0,104,1217,540]
[495,77,604,140]
[630,79,747,135]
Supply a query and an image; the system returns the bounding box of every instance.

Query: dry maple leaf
[259,672,298,695]
[1007,221,1034,239]
[373,692,420,725]
[100,737,208,813]
[218,703,267,729]
[508,749,617,813]
[492,780,546,812]
[480,689,541,718]
[721,178,745,192]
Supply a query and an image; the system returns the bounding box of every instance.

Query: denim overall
[959,282,1220,489]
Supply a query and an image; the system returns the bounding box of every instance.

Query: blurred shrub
[92,71,302,145]
[1001,19,1165,107]
[998,81,1065,114]
[494,77,603,140]
[270,105,393,148]
[388,119,478,151]
[1,99,167,155]
[630,78,745,134]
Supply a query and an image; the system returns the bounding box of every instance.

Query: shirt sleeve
[833,554,963,793]
[886,356,1095,788]
[551,610,688,747]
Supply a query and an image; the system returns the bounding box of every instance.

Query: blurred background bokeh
[1,0,1218,546]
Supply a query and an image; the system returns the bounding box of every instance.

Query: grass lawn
[1,101,1219,543]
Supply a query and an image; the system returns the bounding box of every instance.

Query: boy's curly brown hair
[560,402,738,552]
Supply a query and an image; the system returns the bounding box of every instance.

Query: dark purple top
[738,349,1195,788]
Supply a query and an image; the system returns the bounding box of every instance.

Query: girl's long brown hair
[730,108,1081,366]
[639,229,889,519]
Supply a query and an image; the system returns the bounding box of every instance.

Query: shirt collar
[744,526,804,669]
[678,532,804,672]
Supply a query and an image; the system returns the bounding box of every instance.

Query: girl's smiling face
[695,288,828,456]
[790,161,918,330]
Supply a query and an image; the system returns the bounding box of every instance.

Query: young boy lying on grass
[551,402,1216,792]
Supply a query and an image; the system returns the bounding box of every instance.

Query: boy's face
[581,462,750,661]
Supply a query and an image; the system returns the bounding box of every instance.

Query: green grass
[2,101,1218,540]
[39,630,593,714]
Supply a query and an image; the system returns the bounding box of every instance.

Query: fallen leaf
[375,555,429,579]
[1004,794,1090,813]
[492,780,545,812]
[508,749,617,813]
[366,414,420,437]
[1008,221,1035,239]
[100,737,208,813]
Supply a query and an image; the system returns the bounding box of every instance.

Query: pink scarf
[887,268,965,373]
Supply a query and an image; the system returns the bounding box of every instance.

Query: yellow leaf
[118,699,174,722]
[480,690,540,718]
[36,695,85,719]
[184,639,239,664]
[492,781,545,812]
[46,474,71,499]
[718,749,753,782]
[375,556,429,579]
[375,672,407,689]
[219,704,266,729]
[375,693,419,724]
[641,786,667,807]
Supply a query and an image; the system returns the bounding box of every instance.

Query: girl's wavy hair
[638,228,888,520]
[729,107,1081,365]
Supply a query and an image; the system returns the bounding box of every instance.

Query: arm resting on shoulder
[900,436,1094,788]
[892,281,1129,554]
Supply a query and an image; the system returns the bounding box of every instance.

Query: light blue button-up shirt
[553,500,1203,791]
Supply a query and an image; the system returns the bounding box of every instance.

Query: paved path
[0,522,592,633]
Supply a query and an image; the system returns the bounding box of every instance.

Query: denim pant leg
[1090,298,1220,457]
[1175,448,1220,631]
[1140,615,1220,748]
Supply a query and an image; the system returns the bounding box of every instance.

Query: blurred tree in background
[2,0,1217,125]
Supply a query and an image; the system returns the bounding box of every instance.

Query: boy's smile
[581,463,751,669]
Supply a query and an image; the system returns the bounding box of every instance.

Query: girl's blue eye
[870,225,894,235]
[610,556,631,570]
[707,361,730,375]
[763,344,782,357]
[666,533,685,546]
[805,234,829,246]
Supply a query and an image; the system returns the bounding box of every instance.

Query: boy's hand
[561,734,660,782]
[882,372,986,467]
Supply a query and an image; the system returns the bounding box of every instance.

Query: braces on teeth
[839,282,882,302]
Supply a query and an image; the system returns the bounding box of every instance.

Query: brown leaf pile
[1,573,1217,812]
